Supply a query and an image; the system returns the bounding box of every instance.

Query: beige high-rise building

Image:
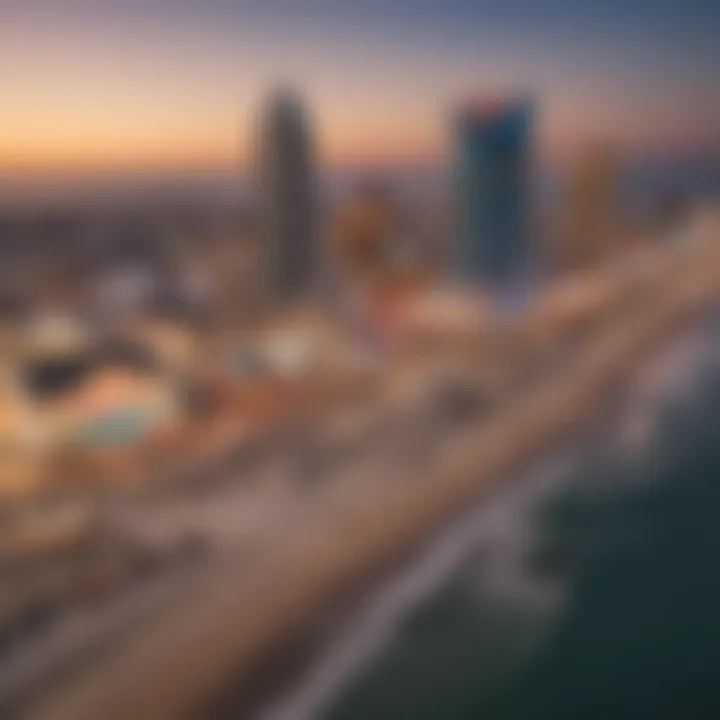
[331,180,398,289]
[556,145,621,270]
[329,179,429,324]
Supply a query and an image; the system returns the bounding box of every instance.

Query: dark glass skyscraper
[258,88,316,302]
[453,99,533,286]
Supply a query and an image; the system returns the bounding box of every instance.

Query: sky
[2,0,719,183]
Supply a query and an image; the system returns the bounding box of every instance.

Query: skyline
[3,0,720,185]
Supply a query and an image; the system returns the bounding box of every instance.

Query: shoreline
[19,230,720,720]
[256,303,720,720]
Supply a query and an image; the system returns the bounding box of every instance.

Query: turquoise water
[77,404,168,447]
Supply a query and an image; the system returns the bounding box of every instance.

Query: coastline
[259,303,720,720]
[19,229,720,720]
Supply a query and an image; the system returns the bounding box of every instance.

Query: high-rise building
[452,98,533,286]
[329,179,429,324]
[257,88,316,302]
[331,179,398,286]
[555,144,620,270]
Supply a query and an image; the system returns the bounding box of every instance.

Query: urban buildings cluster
[0,86,660,501]
[0,86,685,666]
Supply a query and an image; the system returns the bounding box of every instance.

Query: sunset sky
[2,0,719,180]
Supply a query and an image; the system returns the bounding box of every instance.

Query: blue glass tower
[453,99,533,286]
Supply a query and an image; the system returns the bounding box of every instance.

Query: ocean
[260,304,720,720]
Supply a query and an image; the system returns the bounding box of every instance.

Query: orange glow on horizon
[2,114,716,180]
[1,129,447,176]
